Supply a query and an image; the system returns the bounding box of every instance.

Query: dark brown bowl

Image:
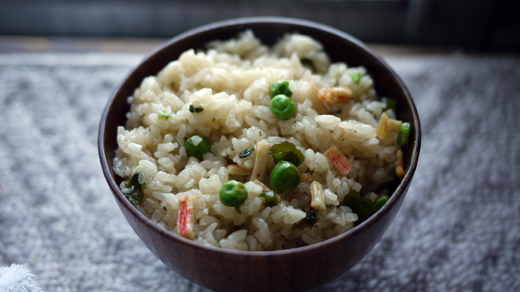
[99,16,421,292]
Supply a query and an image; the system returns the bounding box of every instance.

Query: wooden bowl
[98,16,421,292]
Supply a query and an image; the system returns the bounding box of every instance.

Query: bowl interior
[101,16,419,190]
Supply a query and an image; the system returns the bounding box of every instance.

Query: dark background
[1,0,519,51]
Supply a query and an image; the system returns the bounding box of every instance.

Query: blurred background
[1,0,519,52]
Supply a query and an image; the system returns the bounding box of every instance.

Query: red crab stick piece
[324,146,352,176]
[250,141,271,181]
[177,193,195,239]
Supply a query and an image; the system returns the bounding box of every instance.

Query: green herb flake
[326,204,335,210]
[259,131,262,136]
[302,209,317,228]
[123,173,144,206]
[239,146,255,158]
[260,191,279,207]
[382,98,397,113]
[301,58,316,72]
[157,110,171,120]
[268,141,305,166]
[189,104,204,113]
[352,72,362,84]
[341,190,374,223]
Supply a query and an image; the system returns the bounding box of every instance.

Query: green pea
[270,94,295,120]
[269,81,292,98]
[219,180,248,207]
[270,161,301,196]
[373,195,389,213]
[396,122,411,146]
[185,134,210,160]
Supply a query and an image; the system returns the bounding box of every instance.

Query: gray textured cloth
[0,53,519,292]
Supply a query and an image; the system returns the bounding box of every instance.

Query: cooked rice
[113,30,400,251]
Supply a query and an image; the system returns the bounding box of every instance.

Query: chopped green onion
[189,104,204,113]
[382,98,397,114]
[396,122,411,146]
[260,191,279,207]
[351,72,362,84]
[341,190,374,223]
[123,173,144,206]
[269,151,300,166]
[157,110,171,119]
[373,195,389,213]
[268,141,305,166]
[238,146,255,158]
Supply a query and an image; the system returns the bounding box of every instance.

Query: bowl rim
[98,16,421,257]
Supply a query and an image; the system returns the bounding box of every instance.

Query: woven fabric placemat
[0,53,519,292]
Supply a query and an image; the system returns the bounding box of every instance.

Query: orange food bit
[177,193,195,239]
[394,149,404,179]
[300,172,313,183]
[317,87,352,106]
[309,81,331,114]
[324,146,352,176]
[375,112,390,139]
[386,119,402,133]
[376,112,403,139]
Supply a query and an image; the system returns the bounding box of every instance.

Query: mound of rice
[113,31,401,251]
